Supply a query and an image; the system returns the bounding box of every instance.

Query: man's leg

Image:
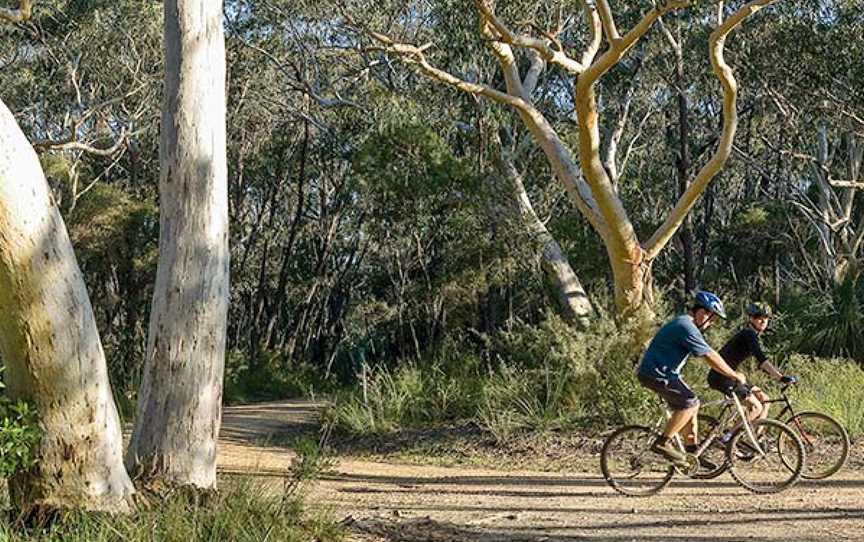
[637,375,699,466]
[664,405,699,440]
[753,388,770,420]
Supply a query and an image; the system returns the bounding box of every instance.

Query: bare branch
[657,16,679,52]
[594,0,621,43]
[473,0,587,75]
[477,13,524,98]
[583,0,688,84]
[619,107,655,179]
[522,50,545,99]
[33,127,128,157]
[644,0,779,261]
[579,0,603,66]
[603,72,640,188]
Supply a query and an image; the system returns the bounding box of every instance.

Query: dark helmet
[746,302,773,318]
[694,290,727,319]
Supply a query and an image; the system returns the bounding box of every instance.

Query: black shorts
[637,374,699,411]
[707,370,736,395]
[708,371,754,398]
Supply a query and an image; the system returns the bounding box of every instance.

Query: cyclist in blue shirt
[637,291,745,467]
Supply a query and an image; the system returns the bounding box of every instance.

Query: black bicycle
[601,384,805,496]
[698,382,849,480]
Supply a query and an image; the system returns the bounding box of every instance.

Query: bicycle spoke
[727,418,804,494]
[601,426,674,496]
[783,412,850,479]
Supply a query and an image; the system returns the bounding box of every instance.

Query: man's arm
[759,360,784,380]
[745,330,784,381]
[702,350,746,383]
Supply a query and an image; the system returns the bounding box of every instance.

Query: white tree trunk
[0,99,134,513]
[495,152,593,328]
[126,0,229,489]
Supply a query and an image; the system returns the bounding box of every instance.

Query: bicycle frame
[651,391,767,459]
[761,384,819,448]
[761,384,797,421]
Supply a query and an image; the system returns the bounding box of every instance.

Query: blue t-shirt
[638,315,713,380]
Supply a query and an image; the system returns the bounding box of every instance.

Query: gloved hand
[733,382,754,399]
[780,375,798,385]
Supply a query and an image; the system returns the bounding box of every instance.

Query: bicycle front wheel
[600,425,675,497]
[781,411,850,479]
[727,418,804,494]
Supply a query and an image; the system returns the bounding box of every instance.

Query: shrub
[795,276,864,362]
[224,351,333,404]
[478,361,584,442]
[331,353,484,435]
[0,369,41,480]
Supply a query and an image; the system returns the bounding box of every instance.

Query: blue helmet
[694,290,727,319]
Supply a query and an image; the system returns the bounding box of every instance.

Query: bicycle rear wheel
[690,414,729,480]
[781,411,850,479]
[600,425,675,497]
[727,418,804,494]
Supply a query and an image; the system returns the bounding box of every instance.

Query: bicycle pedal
[674,453,700,477]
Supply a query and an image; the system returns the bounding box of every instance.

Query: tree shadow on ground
[219,399,321,447]
[341,510,864,542]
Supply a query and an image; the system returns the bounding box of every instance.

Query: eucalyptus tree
[345,0,785,318]
[126,0,229,489]
[0,1,135,513]
[793,130,864,286]
[0,0,164,385]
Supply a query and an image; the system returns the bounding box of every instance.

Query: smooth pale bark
[126,0,229,489]
[495,151,594,328]
[798,129,864,286]
[364,0,778,318]
[0,99,134,513]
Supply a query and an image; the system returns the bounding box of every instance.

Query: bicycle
[697,382,849,480]
[600,383,806,496]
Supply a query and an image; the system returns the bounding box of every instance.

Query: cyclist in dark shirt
[707,302,797,430]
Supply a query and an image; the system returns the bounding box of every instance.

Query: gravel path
[218,400,864,541]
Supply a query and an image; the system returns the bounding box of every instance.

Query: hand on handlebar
[733,371,747,384]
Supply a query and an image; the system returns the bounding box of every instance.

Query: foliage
[332,309,678,440]
[784,355,864,438]
[478,361,583,442]
[0,398,40,480]
[285,429,337,496]
[329,350,485,435]
[223,351,335,405]
[795,276,864,363]
[0,370,41,480]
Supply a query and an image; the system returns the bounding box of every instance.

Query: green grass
[328,358,483,435]
[784,355,864,439]
[0,477,342,542]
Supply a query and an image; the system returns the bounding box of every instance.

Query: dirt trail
[218,401,864,541]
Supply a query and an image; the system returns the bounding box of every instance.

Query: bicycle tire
[727,418,804,494]
[600,425,675,497]
[781,411,850,480]
[690,414,729,480]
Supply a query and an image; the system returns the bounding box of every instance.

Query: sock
[685,444,698,453]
